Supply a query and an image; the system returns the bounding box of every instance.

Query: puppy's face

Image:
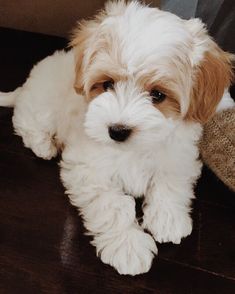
[71,1,233,148]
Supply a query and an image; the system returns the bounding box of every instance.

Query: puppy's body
[6,50,79,159]
[0,1,233,275]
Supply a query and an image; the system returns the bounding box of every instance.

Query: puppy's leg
[13,110,58,160]
[17,128,58,160]
[142,175,196,244]
[12,89,58,160]
[0,87,58,160]
[61,162,157,275]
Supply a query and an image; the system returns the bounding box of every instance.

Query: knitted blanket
[200,108,235,191]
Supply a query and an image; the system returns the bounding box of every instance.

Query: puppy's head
[71,1,233,147]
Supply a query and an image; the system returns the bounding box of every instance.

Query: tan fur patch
[186,45,234,123]
[85,67,128,101]
[70,8,108,95]
[70,14,128,100]
[143,79,181,118]
[156,96,181,118]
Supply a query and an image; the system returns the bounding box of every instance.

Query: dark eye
[150,89,166,104]
[103,80,114,91]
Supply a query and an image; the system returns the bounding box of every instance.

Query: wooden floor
[0,28,235,294]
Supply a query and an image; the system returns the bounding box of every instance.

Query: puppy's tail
[0,87,22,107]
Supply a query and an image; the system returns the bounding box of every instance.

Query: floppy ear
[70,1,128,95]
[185,19,234,124]
[70,18,101,95]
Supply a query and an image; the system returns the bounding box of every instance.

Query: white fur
[0,1,231,275]
[216,89,235,112]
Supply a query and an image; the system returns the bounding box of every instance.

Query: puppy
[0,1,233,275]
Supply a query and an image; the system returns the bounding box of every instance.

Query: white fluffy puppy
[0,1,233,275]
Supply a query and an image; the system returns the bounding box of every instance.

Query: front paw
[93,227,157,275]
[142,207,192,244]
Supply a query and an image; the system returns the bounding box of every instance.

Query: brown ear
[70,4,107,95]
[70,2,128,95]
[184,18,234,123]
[70,19,100,95]
[186,45,233,123]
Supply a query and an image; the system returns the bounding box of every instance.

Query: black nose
[108,125,132,142]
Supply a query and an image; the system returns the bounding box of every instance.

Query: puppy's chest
[115,159,154,197]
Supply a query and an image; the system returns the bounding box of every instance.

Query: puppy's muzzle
[108,124,132,142]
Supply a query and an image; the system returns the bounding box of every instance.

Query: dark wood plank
[1,123,235,293]
[159,200,235,279]
[196,166,235,209]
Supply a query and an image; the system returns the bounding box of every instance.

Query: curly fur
[0,1,233,275]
